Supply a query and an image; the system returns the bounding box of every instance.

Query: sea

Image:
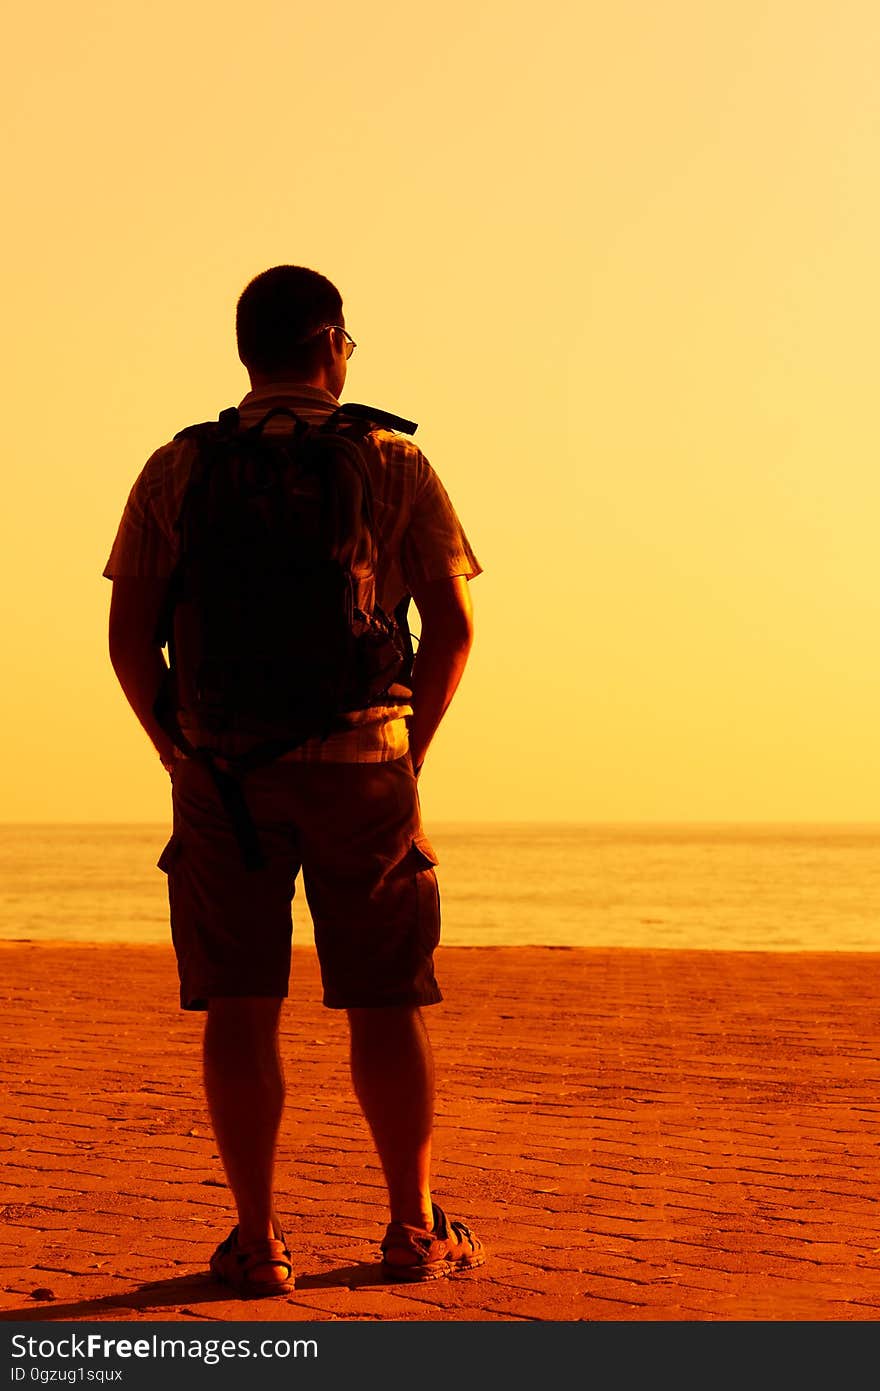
[0,822,879,952]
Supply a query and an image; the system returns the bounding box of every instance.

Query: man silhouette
[104,265,485,1294]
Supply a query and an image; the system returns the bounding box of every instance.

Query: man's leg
[347,1004,435,1231]
[203,996,285,1245]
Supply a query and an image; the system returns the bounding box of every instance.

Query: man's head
[236,265,354,396]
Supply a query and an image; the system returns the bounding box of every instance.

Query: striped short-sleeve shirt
[103,383,482,762]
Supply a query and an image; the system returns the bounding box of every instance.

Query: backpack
[153,401,418,868]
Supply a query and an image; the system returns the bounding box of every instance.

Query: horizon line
[4,818,880,829]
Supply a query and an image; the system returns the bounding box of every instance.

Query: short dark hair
[236,265,343,375]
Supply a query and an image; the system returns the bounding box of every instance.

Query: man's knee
[205,996,284,1045]
[347,1004,424,1038]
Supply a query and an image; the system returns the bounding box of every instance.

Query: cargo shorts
[157,751,442,1011]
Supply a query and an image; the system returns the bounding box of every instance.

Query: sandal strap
[220,1225,293,1277]
[380,1222,435,1258]
[381,1205,480,1264]
[450,1221,475,1244]
[239,1236,291,1271]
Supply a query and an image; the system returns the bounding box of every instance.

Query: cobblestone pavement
[1,942,879,1321]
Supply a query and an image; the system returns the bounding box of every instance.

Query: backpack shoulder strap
[320,405,418,672]
[174,406,241,442]
[326,403,418,436]
[173,403,417,442]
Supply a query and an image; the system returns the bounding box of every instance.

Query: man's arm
[406,574,474,774]
[108,577,177,771]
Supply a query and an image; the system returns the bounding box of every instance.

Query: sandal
[380,1202,486,1282]
[209,1223,293,1297]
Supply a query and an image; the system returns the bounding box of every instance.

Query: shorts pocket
[157,834,183,874]
[410,832,440,952]
[411,831,439,868]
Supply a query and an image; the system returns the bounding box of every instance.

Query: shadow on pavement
[294,1262,393,1290]
[0,1262,399,1320]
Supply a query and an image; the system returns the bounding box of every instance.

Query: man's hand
[406,575,474,775]
[108,576,177,768]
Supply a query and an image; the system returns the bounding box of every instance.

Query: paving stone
[2,943,880,1321]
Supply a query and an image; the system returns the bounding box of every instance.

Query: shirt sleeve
[102,449,179,580]
[399,459,483,589]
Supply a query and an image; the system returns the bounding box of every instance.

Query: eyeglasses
[312,324,357,359]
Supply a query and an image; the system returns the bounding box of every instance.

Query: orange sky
[3,1,880,823]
